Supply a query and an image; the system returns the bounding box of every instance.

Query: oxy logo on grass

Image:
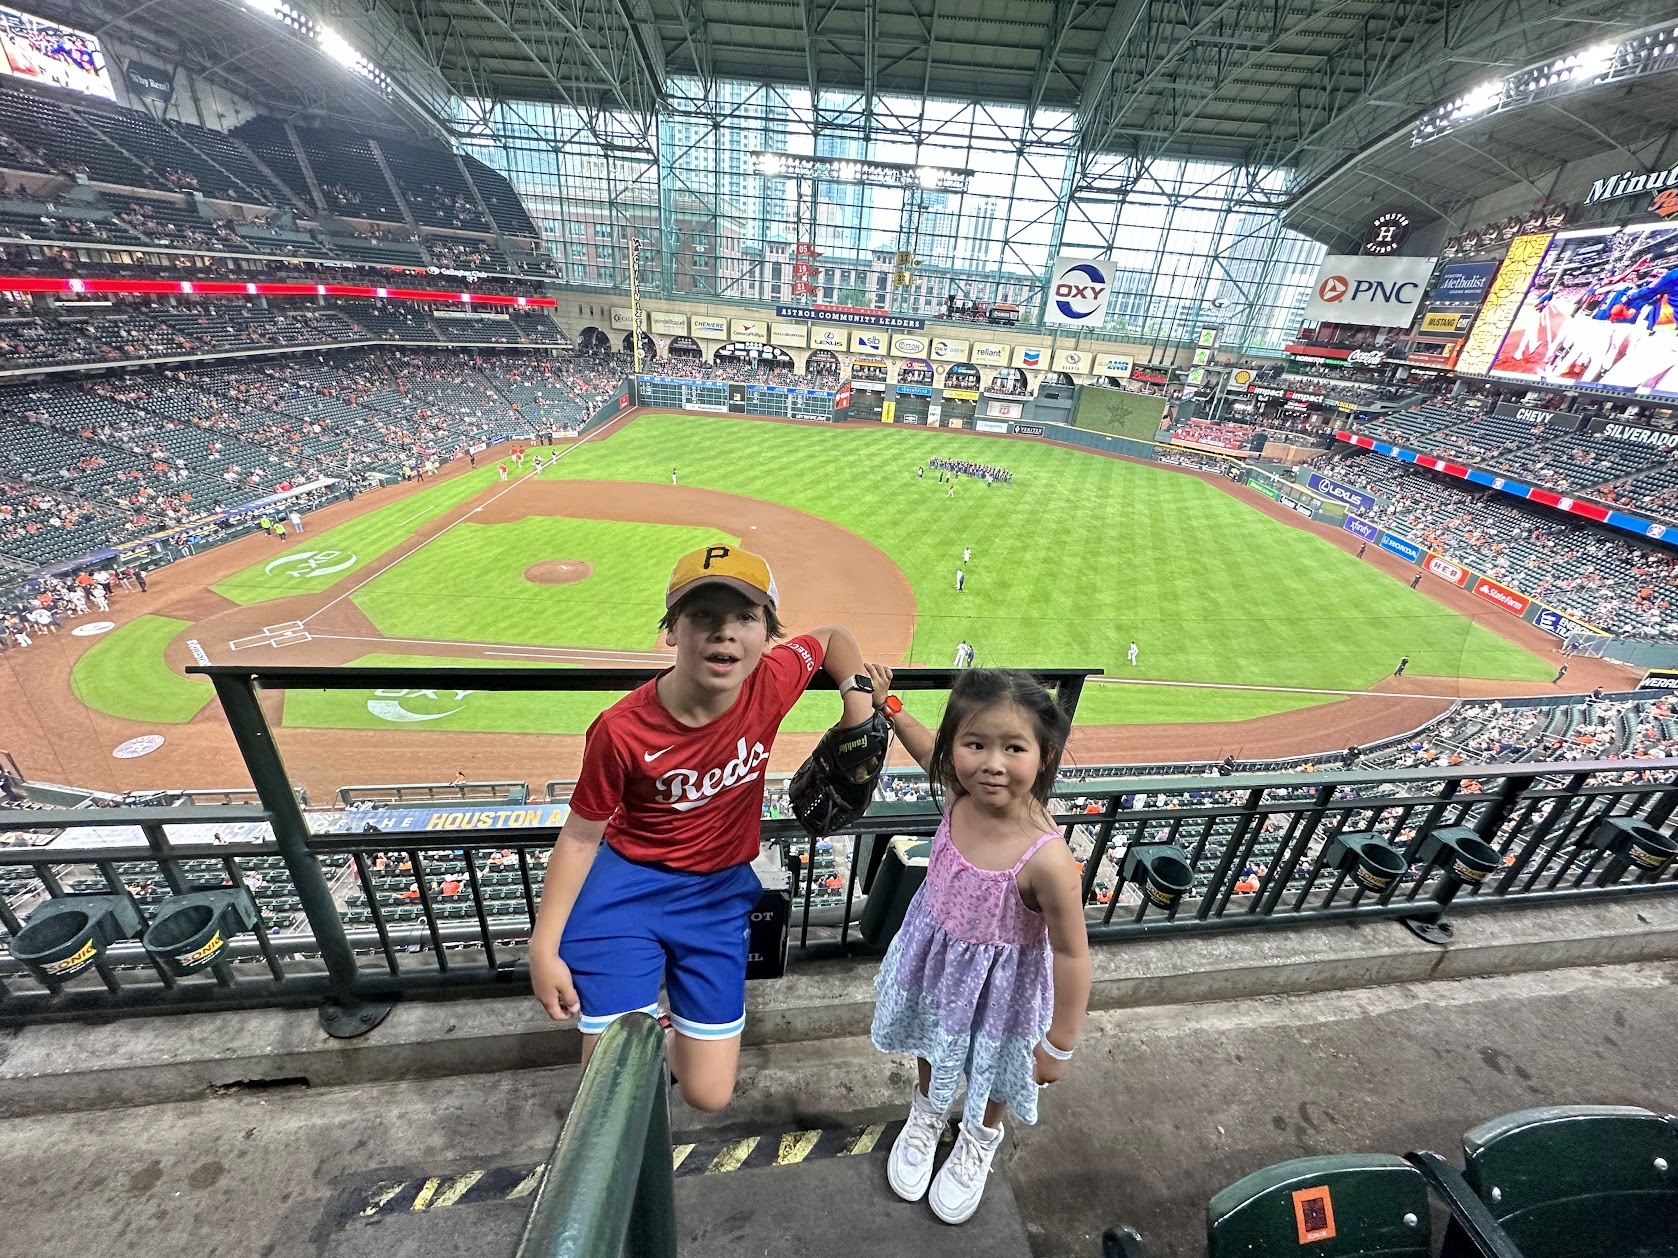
[265,549,357,580]
[367,688,478,723]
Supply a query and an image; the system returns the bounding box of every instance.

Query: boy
[529,542,876,1111]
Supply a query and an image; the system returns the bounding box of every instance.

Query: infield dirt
[0,416,1638,798]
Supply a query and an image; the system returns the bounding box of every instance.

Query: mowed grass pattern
[212,463,524,606]
[351,519,720,649]
[70,615,214,723]
[525,414,1550,724]
[282,652,868,735]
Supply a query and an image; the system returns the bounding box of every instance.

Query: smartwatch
[838,673,874,696]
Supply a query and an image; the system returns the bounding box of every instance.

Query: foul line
[307,632,671,664]
[1089,675,1467,702]
[300,430,608,629]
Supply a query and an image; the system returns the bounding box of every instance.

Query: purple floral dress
[871,809,1057,1125]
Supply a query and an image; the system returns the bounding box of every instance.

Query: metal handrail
[512,1013,675,1258]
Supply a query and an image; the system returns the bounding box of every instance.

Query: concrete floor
[3,959,1675,1258]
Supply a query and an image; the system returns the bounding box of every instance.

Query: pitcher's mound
[524,560,593,585]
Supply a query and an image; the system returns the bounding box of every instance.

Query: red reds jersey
[568,634,824,872]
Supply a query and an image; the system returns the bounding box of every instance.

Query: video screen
[0,5,116,100]
[1488,222,1678,400]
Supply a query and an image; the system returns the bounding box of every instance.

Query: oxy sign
[1304,255,1437,328]
[1043,255,1114,328]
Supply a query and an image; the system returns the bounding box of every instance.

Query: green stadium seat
[1206,1154,1433,1257]
[1455,1105,1678,1258]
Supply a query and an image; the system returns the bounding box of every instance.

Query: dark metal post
[205,672,390,1035]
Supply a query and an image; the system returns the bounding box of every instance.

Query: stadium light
[748,151,971,192]
[1410,23,1668,145]
[317,26,360,69]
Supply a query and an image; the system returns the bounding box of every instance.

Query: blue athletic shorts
[558,843,762,1039]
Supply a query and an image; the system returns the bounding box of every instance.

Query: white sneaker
[887,1086,950,1202]
[928,1118,1002,1224]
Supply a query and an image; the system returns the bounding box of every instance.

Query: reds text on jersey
[568,635,824,871]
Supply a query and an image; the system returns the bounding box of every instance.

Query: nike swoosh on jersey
[643,746,675,762]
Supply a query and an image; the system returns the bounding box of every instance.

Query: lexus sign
[1043,255,1114,328]
[1304,255,1438,328]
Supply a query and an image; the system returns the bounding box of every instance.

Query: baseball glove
[788,710,892,836]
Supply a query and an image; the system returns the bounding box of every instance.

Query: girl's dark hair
[658,588,785,639]
[926,668,1070,807]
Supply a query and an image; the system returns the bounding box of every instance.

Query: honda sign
[1304,255,1438,328]
[1043,255,1114,328]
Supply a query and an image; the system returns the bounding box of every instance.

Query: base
[1401,916,1455,946]
[318,996,396,1038]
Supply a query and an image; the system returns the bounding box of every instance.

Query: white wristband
[1039,1037,1074,1061]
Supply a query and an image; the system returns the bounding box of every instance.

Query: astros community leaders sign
[1303,255,1437,328]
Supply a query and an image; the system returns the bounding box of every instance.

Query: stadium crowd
[1312,450,1677,638]
[0,349,622,571]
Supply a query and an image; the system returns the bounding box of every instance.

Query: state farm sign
[1473,576,1529,615]
[1427,554,1471,588]
[1304,255,1438,328]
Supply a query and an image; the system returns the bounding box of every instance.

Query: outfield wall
[1070,385,1169,441]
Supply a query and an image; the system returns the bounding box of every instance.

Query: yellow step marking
[776,1130,822,1165]
[357,1182,408,1217]
[671,1143,696,1170]
[842,1123,886,1157]
[425,1170,484,1211]
[409,1177,441,1211]
[506,1165,544,1200]
[708,1136,759,1173]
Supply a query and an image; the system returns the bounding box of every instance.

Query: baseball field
[7,408,1619,795]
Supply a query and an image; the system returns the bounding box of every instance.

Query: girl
[863,664,1092,1225]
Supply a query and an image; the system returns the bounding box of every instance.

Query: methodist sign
[1304,255,1437,328]
[1042,255,1114,328]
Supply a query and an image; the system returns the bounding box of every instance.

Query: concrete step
[5,960,1678,1257]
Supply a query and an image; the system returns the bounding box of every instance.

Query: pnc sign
[1304,255,1437,328]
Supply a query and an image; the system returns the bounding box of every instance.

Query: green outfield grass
[211,465,509,605]
[522,414,1551,725]
[103,413,1554,737]
[281,653,927,736]
[350,518,719,649]
[70,615,214,724]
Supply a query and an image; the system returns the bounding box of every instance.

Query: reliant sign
[1584,163,1678,207]
[1304,255,1438,328]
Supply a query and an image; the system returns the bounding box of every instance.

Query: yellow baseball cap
[666,543,779,609]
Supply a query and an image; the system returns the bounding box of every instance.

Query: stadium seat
[1206,1154,1433,1257]
[1451,1105,1678,1258]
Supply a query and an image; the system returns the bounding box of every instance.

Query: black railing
[3,659,1677,1025]
[512,1013,675,1258]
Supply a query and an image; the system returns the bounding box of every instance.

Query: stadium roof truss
[54,0,1678,244]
